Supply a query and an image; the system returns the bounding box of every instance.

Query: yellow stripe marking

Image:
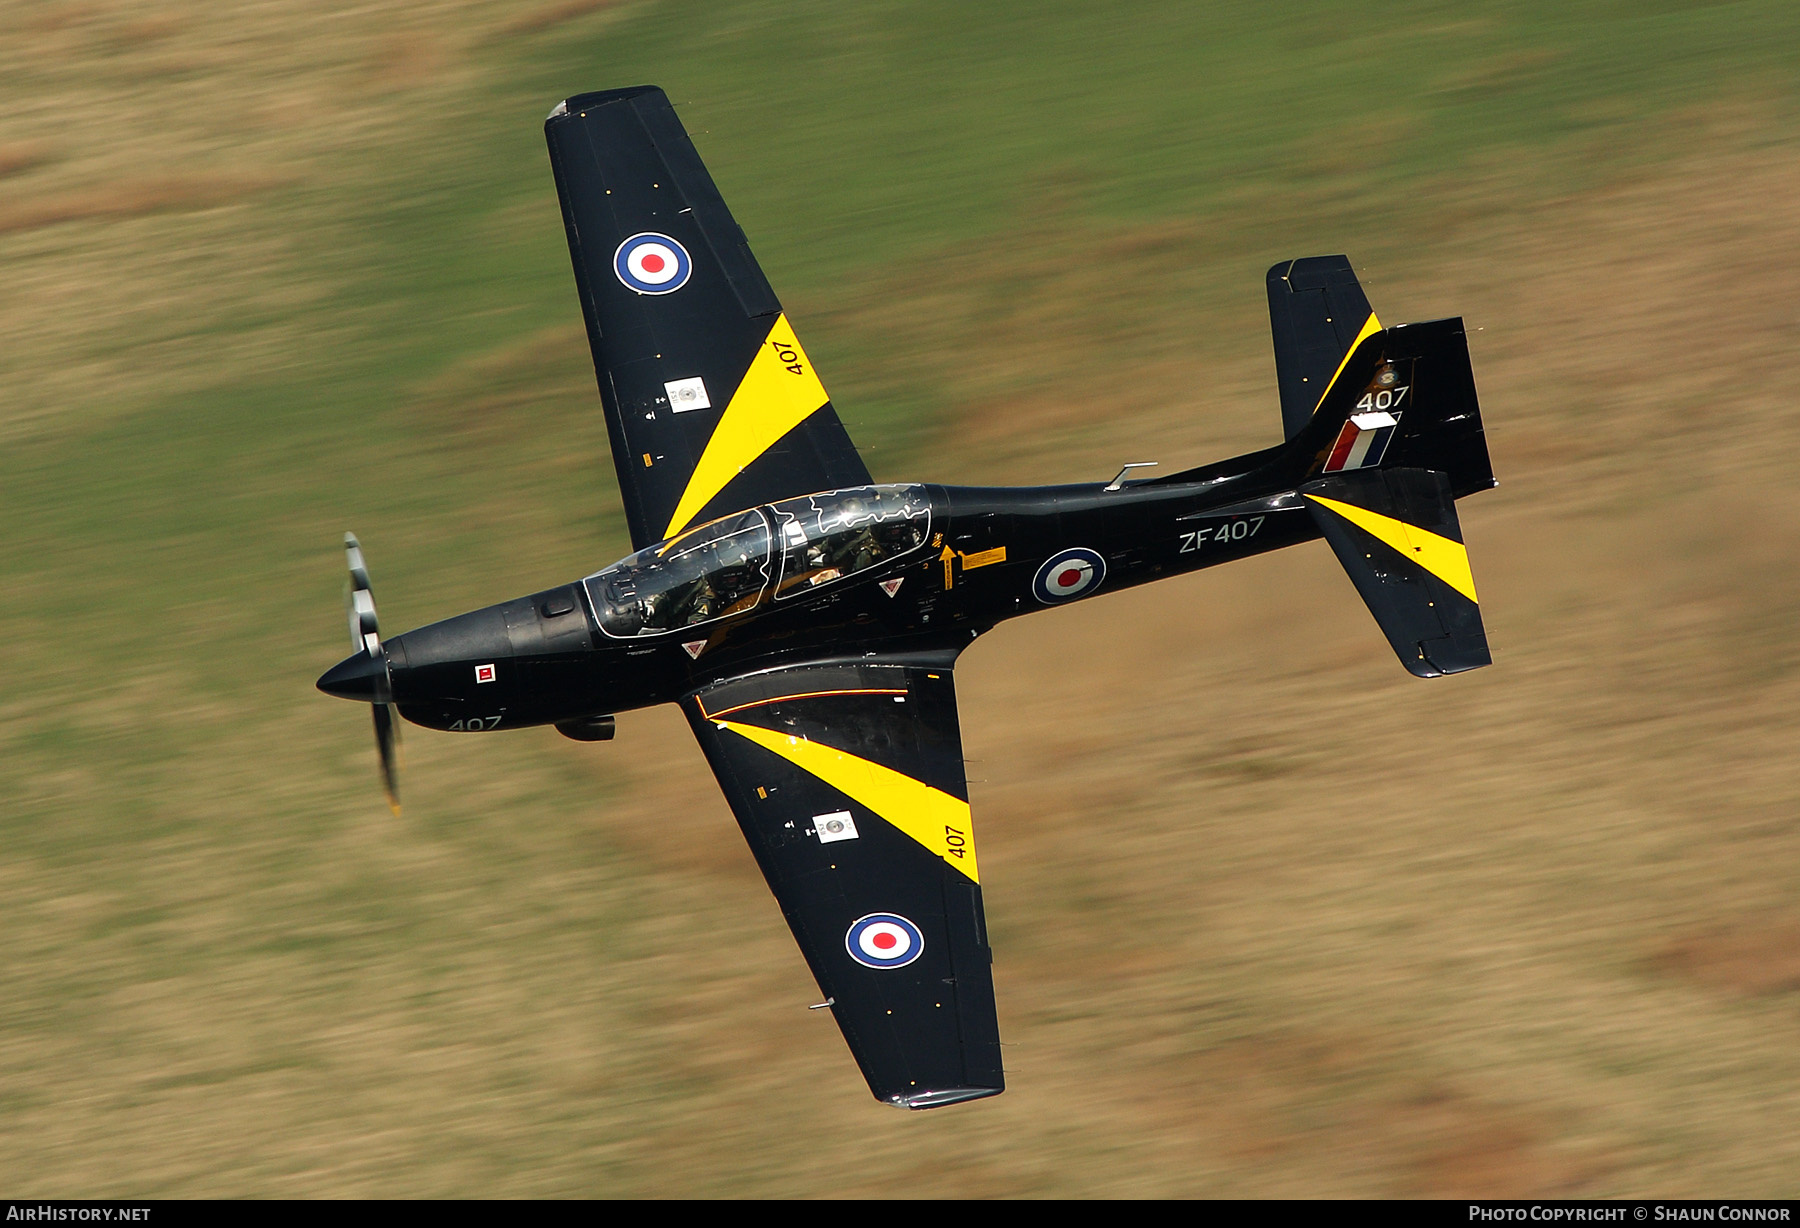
[663,313,830,540]
[718,719,978,882]
[1313,312,1383,414]
[1305,493,1478,603]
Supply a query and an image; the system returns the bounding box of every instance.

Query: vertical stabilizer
[1268,256,1380,441]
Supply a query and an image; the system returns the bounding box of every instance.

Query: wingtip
[886,1084,1005,1110]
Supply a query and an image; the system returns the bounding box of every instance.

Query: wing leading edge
[681,659,1004,1108]
[546,87,871,549]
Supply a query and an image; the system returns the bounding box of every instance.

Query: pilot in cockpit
[685,574,717,624]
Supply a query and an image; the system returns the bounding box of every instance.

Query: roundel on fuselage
[1032,547,1107,603]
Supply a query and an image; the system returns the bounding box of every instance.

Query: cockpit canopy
[586,509,772,638]
[583,486,930,639]
[771,484,930,600]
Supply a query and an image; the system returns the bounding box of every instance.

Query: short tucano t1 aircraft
[319,86,1496,1110]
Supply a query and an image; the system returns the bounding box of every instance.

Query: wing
[545,87,871,550]
[681,658,1004,1109]
[1267,255,1382,441]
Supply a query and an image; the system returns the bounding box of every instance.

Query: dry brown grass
[0,0,527,439]
[1660,918,1800,998]
[498,0,620,38]
[0,174,281,234]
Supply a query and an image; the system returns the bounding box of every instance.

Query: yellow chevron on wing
[718,719,979,883]
[663,313,830,541]
[1304,493,1478,603]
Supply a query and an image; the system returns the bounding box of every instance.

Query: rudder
[1266,314,1495,502]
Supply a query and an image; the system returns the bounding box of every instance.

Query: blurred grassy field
[5,0,1800,1197]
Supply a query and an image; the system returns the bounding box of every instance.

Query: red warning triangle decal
[879,578,904,598]
[681,640,707,659]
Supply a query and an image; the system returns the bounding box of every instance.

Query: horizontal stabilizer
[1303,467,1490,678]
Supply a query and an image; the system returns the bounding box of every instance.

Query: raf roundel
[1032,547,1107,604]
[613,232,692,295]
[845,913,925,970]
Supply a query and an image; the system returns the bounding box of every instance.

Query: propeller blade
[338,532,400,811]
[373,702,402,815]
[345,533,381,657]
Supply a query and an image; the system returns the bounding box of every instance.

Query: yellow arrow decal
[1305,493,1478,603]
[663,314,830,541]
[718,719,978,882]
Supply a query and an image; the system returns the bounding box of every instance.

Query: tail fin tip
[1268,255,1380,441]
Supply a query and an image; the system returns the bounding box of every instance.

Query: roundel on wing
[613,232,692,294]
[845,913,925,969]
[1032,547,1107,604]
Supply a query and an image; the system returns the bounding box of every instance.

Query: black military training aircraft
[318,86,1495,1110]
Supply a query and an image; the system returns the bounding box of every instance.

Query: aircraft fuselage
[325,460,1325,736]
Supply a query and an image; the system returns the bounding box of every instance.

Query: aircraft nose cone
[318,651,387,702]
